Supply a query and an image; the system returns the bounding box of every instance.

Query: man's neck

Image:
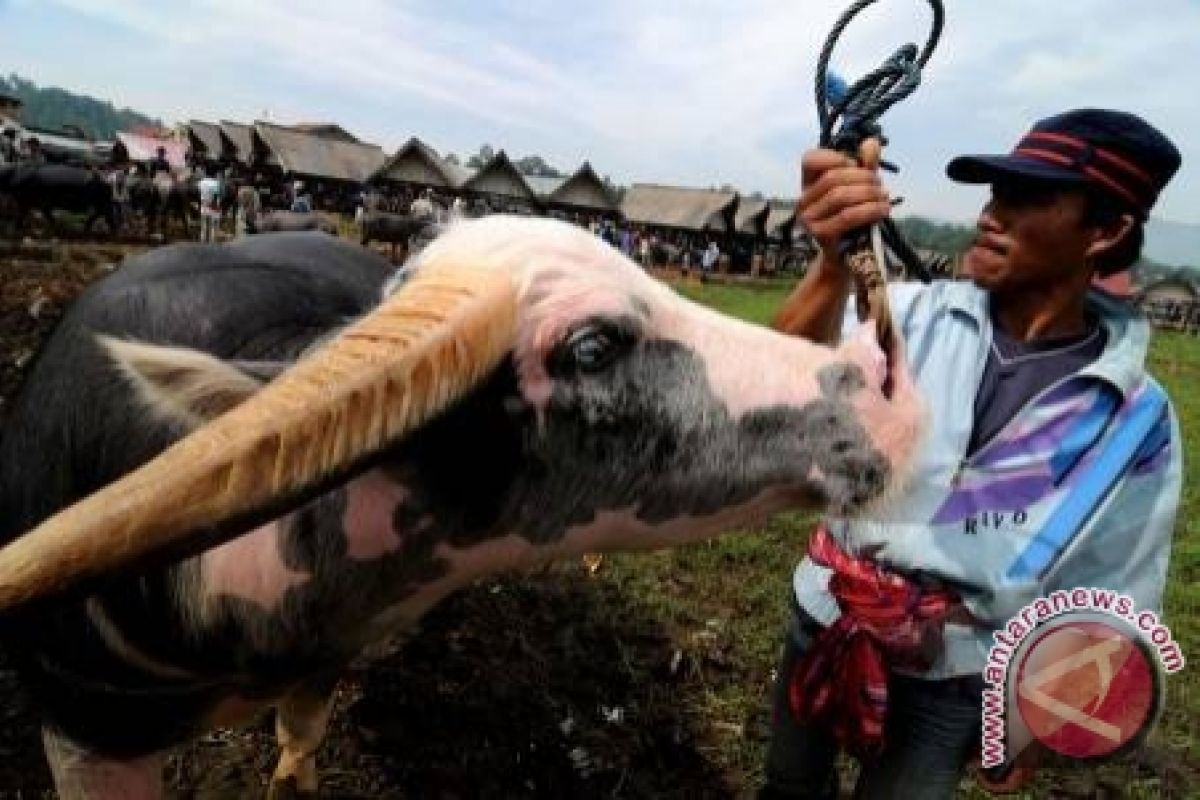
[990,280,1094,342]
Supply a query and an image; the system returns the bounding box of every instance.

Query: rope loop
[816,0,945,154]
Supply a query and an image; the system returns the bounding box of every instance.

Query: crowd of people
[4,134,803,277]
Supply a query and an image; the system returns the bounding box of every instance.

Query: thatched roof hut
[1135,275,1200,330]
[1137,275,1198,305]
[185,120,227,163]
[460,150,537,203]
[289,123,361,143]
[620,184,738,232]
[373,137,471,189]
[114,131,188,168]
[253,121,386,184]
[218,121,264,167]
[765,201,798,242]
[526,161,616,213]
[735,198,770,236]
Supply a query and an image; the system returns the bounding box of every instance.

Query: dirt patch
[159,577,740,799]
[0,573,743,799]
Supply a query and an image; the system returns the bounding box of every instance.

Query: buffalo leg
[85,209,107,237]
[267,673,340,799]
[41,206,58,237]
[42,726,164,800]
[10,204,28,239]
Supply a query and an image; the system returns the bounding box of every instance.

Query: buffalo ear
[98,336,283,428]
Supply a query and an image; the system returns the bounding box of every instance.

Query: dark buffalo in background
[248,210,338,235]
[128,172,196,238]
[358,210,437,262]
[0,164,116,237]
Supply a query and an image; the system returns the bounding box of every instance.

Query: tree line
[1,74,162,140]
[444,144,564,179]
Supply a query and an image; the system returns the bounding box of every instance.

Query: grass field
[599,275,1199,798]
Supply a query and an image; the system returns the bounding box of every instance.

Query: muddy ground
[0,238,759,799]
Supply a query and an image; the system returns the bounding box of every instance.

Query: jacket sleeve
[1040,398,1182,616]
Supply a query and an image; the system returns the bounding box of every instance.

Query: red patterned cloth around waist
[788,524,963,758]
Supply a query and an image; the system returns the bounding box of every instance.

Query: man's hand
[798,139,890,261]
[773,139,890,343]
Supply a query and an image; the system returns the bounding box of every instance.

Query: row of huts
[3,89,805,269]
[179,118,803,252]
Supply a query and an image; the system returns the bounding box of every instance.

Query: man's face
[962,177,1097,293]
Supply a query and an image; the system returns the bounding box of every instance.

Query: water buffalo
[248,210,337,235]
[359,209,436,262]
[358,210,432,247]
[0,218,922,798]
[0,164,116,237]
[128,172,195,238]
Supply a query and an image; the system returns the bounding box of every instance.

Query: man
[760,109,1182,798]
[108,164,130,233]
[235,177,261,237]
[290,180,312,214]
[148,146,171,179]
[0,127,18,165]
[22,136,45,165]
[196,167,222,243]
[409,187,435,219]
[702,240,721,276]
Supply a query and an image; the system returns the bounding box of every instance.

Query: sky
[2,0,1199,225]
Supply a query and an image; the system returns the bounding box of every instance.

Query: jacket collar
[939,280,1149,398]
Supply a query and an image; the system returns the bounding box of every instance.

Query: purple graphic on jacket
[930,382,1164,525]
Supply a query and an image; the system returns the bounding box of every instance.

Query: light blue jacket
[793,280,1182,679]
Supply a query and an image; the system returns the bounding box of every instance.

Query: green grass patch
[672,278,794,326]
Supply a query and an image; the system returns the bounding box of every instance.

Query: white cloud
[5,0,1199,222]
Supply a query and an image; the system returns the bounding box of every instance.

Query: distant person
[197,168,222,243]
[290,180,312,213]
[23,136,46,165]
[108,166,130,233]
[235,180,261,237]
[148,146,171,178]
[619,225,633,256]
[410,187,435,219]
[355,186,375,223]
[0,127,18,165]
[702,240,720,274]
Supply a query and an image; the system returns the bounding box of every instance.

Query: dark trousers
[759,607,984,800]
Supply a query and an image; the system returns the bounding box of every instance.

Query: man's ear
[98,336,289,430]
[1085,211,1136,264]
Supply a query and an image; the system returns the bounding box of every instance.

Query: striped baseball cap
[947,109,1180,219]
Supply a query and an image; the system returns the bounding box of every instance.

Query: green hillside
[0,73,161,139]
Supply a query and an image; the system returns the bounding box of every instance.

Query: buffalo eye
[549,319,636,377]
